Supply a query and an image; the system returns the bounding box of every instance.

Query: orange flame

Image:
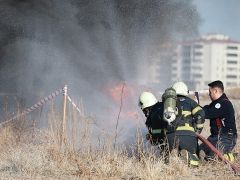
[104,82,140,122]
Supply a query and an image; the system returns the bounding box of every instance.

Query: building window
[227,82,237,86]
[182,64,190,69]
[227,60,237,64]
[194,52,202,56]
[194,59,202,63]
[194,44,203,49]
[183,45,191,50]
[226,75,237,79]
[227,46,238,50]
[182,51,191,57]
[192,66,202,71]
[182,46,191,57]
[227,67,237,71]
[193,74,202,78]
[183,58,190,63]
[227,53,238,57]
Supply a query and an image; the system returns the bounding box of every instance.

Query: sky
[193,0,240,40]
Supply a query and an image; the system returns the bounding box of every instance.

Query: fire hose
[197,133,240,174]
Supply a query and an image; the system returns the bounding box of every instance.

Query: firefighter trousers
[166,132,199,166]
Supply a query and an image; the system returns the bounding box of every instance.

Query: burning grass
[0,105,239,179]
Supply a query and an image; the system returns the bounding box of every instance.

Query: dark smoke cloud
[0,0,200,134]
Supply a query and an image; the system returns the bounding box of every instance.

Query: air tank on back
[162,87,177,124]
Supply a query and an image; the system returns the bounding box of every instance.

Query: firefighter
[166,81,205,167]
[200,80,238,161]
[138,91,168,147]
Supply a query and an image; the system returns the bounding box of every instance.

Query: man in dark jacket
[200,80,237,161]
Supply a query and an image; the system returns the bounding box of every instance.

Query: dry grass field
[0,94,240,180]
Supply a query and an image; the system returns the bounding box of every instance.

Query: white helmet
[172,82,189,96]
[138,92,158,109]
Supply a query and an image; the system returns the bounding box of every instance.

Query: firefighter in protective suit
[165,82,205,167]
[138,92,168,147]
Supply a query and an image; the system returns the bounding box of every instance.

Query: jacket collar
[211,93,228,104]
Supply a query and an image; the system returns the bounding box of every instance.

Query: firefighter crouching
[138,92,168,150]
[164,82,205,167]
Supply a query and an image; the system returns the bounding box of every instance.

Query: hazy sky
[193,0,240,40]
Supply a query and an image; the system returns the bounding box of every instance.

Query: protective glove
[196,128,203,134]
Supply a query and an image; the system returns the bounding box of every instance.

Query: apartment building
[173,34,240,90]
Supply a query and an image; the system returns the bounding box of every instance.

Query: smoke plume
[0,0,200,140]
